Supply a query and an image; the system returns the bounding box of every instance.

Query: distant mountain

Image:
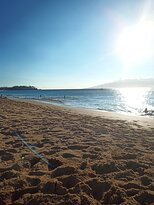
[0,86,37,90]
[93,78,154,89]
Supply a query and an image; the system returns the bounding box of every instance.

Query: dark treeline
[0,86,37,90]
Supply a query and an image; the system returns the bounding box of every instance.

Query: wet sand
[0,98,154,204]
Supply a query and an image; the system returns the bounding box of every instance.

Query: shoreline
[13,97,154,129]
[2,89,154,119]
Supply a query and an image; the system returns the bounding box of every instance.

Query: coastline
[0,97,154,204]
[1,87,154,119]
[14,97,154,129]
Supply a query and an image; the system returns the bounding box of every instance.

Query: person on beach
[144,108,148,113]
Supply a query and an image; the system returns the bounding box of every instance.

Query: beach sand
[0,98,154,205]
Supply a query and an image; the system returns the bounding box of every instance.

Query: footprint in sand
[125,160,148,176]
[28,171,46,176]
[114,170,134,181]
[140,176,152,186]
[59,175,79,189]
[0,171,18,181]
[113,153,137,160]
[134,191,154,205]
[51,166,76,177]
[86,178,111,200]
[48,158,63,171]
[26,177,41,186]
[83,153,99,160]
[29,156,40,168]
[1,152,14,161]
[62,152,78,159]
[91,162,118,174]
[12,187,39,202]
[103,186,126,204]
[68,144,89,150]
[42,180,57,194]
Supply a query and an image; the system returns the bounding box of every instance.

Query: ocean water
[0,88,154,117]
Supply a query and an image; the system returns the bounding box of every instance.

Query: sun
[116,20,154,67]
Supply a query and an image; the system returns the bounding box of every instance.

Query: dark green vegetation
[0,86,37,90]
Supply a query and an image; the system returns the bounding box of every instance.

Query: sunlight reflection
[119,88,150,114]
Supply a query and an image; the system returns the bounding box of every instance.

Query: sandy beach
[0,98,154,205]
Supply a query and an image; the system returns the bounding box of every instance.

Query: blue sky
[0,0,154,88]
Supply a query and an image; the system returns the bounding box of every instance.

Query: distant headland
[92,78,154,89]
[0,86,38,90]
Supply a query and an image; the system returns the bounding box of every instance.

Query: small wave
[97,108,115,112]
[39,97,63,103]
[9,96,64,104]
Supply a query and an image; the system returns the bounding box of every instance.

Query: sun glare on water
[116,20,154,67]
[119,88,150,114]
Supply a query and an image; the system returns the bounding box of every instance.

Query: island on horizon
[0,86,38,90]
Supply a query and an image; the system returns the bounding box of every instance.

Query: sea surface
[0,88,154,117]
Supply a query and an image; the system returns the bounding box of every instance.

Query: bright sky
[0,0,154,89]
